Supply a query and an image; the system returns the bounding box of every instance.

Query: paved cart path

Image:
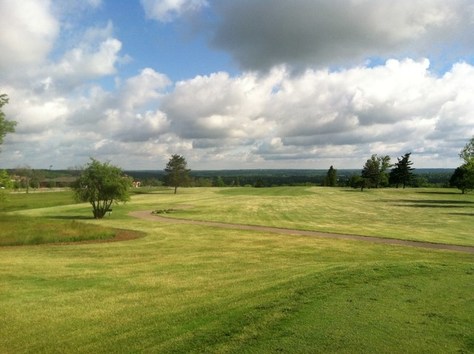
[129,210,474,254]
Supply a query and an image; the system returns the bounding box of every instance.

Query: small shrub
[152,209,175,215]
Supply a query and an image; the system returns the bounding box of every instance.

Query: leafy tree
[459,136,474,163]
[0,169,13,202]
[0,94,17,148]
[350,175,368,191]
[449,164,474,194]
[390,152,414,188]
[213,176,226,187]
[164,154,191,194]
[450,137,474,194]
[72,158,132,219]
[194,177,212,187]
[30,169,44,189]
[323,165,338,187]
[14,166,33,193]
[0,170,13,189]
[361,154,391,188]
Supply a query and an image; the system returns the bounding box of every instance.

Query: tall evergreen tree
[164,154,191,194]
[324,165,338,187]
[390,152,414,188]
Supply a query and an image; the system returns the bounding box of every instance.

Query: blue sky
[1,0,473,170]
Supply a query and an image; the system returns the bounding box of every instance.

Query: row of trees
[342,138,473,193]
[323,153,415,191]
[355,152,414,190]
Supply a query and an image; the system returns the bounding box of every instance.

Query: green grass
[120,186,474,246]
[0,187,473,352]
[0,213,117,246]
[0,190,76,212]
[0,190,136,245]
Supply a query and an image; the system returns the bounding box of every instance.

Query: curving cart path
[129,210,474,254]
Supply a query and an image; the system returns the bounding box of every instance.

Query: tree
[0,94,17,148]
[0,169,13,202]
[323,165,338,187]
[459,136,474,163]
[449,164,474,194]
[213,176,225,187]
[350,175,368,191]
[164,154,191,194]
[15,166,32,193]
[72,158,132,219]
[390,152,414,188]
[450,137,474,194]
[0,170,13,189]
[361,154,391,188]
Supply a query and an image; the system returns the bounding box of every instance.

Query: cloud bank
[0,0,473,170]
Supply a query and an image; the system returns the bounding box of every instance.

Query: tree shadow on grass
[400,199,474,205]
[47,215,94,220]
[394,204,472,208]
[378,199,474,205]
[416,191,462,195]
[379,199,474,209]
[447,213,474,217]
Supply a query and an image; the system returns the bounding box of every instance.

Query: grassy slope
[1,187,473,352]
[0,191,126,246]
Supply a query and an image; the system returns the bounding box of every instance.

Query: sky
[1,0,473,170]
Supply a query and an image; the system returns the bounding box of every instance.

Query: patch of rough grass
[0,190,76,212]
[0,214,132,246]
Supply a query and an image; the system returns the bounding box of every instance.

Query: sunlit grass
[0,222,472,353]
[0,190,75,212]
[119,186,474,246]
[0,186,473,352]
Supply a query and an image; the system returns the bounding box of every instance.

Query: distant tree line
[0,162,459,191]
[2,140,473,195]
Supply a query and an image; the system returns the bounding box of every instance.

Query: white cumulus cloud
[0,0,59,71]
